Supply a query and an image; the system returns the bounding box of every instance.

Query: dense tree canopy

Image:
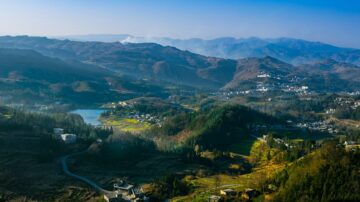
[272,141,360,202]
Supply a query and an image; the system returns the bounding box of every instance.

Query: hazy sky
[1,0,360,48]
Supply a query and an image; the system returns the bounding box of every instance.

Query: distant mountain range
[0,35,359,93]
[57,34,360,66]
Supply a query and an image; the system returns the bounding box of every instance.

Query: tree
[214,175,221,189]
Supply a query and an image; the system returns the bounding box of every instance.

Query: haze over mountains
[60,34,360,66]
[0,35,359,96]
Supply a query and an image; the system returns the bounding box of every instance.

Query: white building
[326,108,336,114]
[257,73,271,78]
[61,134,77,144]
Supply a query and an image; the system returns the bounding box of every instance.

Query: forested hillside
[270,141,360,202]
[151,105,278,150]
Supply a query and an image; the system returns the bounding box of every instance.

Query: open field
[101,117,151,133]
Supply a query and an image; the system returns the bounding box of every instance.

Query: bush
[148,174,191,201]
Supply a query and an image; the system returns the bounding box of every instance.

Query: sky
[0,0,360,48]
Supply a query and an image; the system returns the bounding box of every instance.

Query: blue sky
[0,0,360,48]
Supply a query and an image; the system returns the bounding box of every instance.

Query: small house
[103,193,122,202]
[345,144,360,151]
[220,189,236,197]
[344,140,356,146]
[61,134,77,144]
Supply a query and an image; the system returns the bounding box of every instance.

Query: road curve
[59,151,113,195]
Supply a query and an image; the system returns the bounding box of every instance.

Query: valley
[0,36,359,202]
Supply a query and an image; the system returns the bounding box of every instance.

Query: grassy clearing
[181,104,199,112]
[101,117,151,133]
[291,138,304,143]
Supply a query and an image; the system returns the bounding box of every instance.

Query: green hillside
[270,141,360,202]
[0,48,168,106]
[152,105,278,150]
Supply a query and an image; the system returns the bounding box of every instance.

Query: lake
[71,109,106,126]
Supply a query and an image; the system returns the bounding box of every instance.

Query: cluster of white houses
[53,128,77,144]
[103,181,148,202]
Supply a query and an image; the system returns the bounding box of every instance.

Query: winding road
[59,151,117,197]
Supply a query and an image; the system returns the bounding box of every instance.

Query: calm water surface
[71,109,106,126]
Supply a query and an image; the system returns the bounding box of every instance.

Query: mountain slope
[0,48,108,82]
[296,59,360,91]
[151,104,278,150]
[121,36,360,66]
[271,142,360,202]
[224,56,296,89]
[224,57,360,91]
[0,36,238,88]
[0,36,359,92]
[0,48,168,105]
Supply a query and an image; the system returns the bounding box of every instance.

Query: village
[103,101,163,126]
[103,181,148,202]
[213,71,310,100]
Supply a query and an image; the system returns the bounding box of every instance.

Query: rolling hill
[0,36,359,92]
[0,48,168,105]
[0,36,233,88]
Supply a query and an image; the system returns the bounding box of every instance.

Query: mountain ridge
[0,36,359,92]
[55,34,360,65]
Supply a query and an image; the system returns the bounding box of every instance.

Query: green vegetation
[149,104,278,152]
[92,133,156,161]
[0,106,112,141]
[146,174,191,201]
[0,105,110,201]
[101,117,151,133]
[335,106,360,120]
[270,141,360,202]
[100,97,187,133]
[0,35,360,202]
